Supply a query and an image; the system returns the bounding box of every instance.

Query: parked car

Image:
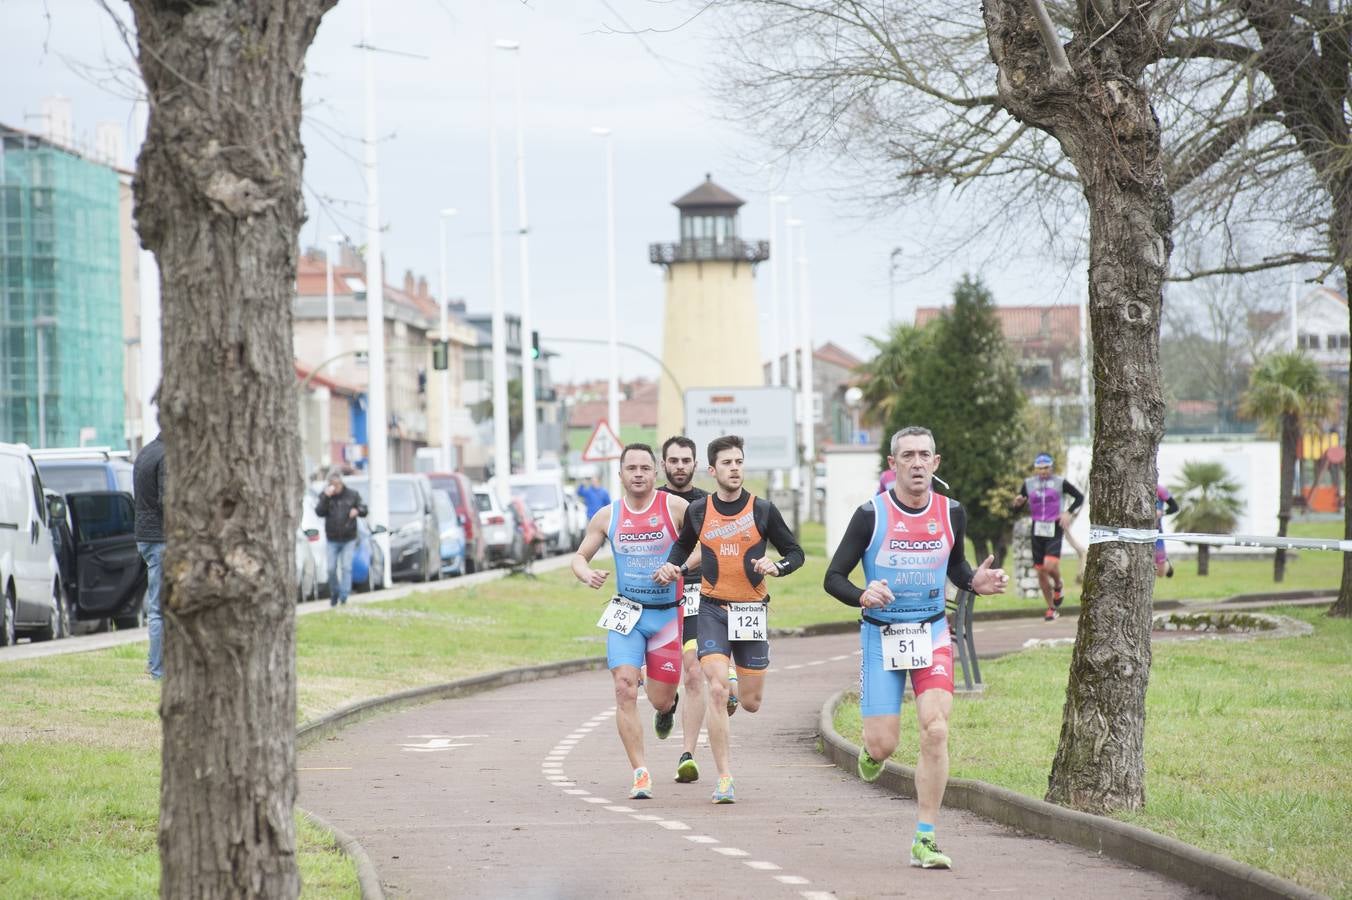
[562,486,588,550]
[295,527,319,604]
[507,473,573,555]
[351,518,388,593]
[53,489,148,631]
[347,474,440,582]
[425,472,487,573]
[0,443,65,644]
[431,488,466,577]
[31,447,134,495]
[507,496,541,566]
[474,485,522,567]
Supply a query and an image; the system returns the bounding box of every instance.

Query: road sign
[582,420,624,461]
[684,386,796,470]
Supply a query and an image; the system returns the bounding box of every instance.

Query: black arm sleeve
[1063,481,1085,515]
[1164,495,1179,516]
[946,502,976,592]
[823,505,875,607]
[763,502,805,574]
[666,500,702,566]
[315,493,330,517]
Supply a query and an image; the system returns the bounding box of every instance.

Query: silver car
[474,486,523,567]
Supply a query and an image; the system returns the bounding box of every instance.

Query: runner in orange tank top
[656,434,804,804]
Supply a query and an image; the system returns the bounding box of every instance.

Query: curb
[769,600,1186,639]
[297,806,386,900]
[1219,588,1337,604]
[816,689,1328,900]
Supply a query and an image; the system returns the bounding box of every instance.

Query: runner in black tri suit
[657,436,712,785]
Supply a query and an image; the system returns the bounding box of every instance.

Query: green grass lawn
[834,605,1352,899]
[0,517,1343,896]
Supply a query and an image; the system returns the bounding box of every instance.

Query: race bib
[1033,520,1057,538]
[597,595,642,635]
[728,603,767,641]
[681,583,700,617]
[881,621,933,671]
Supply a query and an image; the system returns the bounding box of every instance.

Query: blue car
[431,488,466,577]
[351,518,388,593]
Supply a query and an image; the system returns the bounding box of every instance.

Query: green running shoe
[711,775,735,804]
[654,693,678,740]
[910,834,952,869]
[675,751,700,783]
[857,747,884,783]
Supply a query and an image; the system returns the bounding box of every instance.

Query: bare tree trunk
[1331,264,1352,616]
[1275,415,1297,583]
[984,0,1180,813]
[1197,544,1209,577]
[127,2,335,896]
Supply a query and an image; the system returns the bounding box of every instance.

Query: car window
[433,477,463,506]
[115,467,134,493]
[432,490,455,524]
[35,464,109,494]
[512,483,560,510]
[26,457,45,520]
[474,492,492,512]
[71,493,135,542]
[347,478,420,514]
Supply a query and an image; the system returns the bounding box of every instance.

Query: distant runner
[1155,484,1179,578]
[1012,453,1084,620]
[656,434,804,804]
[572,443,689,800]
[825,425,1009,870]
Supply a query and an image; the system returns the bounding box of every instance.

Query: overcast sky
[2,0,1082,383]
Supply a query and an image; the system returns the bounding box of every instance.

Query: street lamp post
[593,125,620,499]
[845,385,863,443]
[325,233,344,363]
[498,39,538,474]
[33,316,57,448]
[785,217,803,499]
[488,43,511,500]
[437,208,458,472]
[796,222,816,521]
[360,0,391,587]
[889,246,902,325]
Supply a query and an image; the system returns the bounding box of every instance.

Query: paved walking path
[299,614,1211,899]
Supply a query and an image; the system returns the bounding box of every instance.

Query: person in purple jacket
[1011,453,1084,621]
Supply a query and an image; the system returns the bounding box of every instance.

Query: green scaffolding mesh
[1,127,124,448]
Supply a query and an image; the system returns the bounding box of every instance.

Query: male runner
[825,425,1009,870]
[1011,453,1084,620]
[1155,483,1179,578]
[572,443,689,800]
[656,434,804,804]
[657,436,713,784]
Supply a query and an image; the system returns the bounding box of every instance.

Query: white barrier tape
[1089,526,1352,553]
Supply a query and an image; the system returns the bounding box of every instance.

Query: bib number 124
[727,603,767,641]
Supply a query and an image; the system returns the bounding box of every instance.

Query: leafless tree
[125,0,336,895]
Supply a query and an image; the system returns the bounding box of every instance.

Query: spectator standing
[133,434,166,680]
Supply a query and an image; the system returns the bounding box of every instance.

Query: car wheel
[114,593,148,631]
[2,586,16,647]
[33,584,61,642]
[421,549,434,582]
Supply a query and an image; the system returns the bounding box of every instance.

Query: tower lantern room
[649,174,770,266]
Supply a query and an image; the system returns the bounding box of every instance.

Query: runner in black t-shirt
[657,435,713,785]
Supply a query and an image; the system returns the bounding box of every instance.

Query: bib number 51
[727,603,767,641]
[597,596,642,635]
[881,621,933,671]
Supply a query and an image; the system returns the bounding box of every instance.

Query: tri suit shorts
[606,604,682,684]
[858,618,954,717]
[696,600,770,675]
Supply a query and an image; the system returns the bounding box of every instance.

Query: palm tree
[1240,352,1336,582]
[1170,461,1244,576]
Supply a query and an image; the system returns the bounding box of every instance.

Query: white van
[506,473,572,555]
[0,443,63,644]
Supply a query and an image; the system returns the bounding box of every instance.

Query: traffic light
[431,339,449,371]
[530,331,540,360]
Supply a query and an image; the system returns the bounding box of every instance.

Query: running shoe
[675,751,699,783]
[1052,587,1064,608]
[1044,609,1058,622]
[654,694,678,740]
[630,767,653,800]
[712,775,735,804]
[857,747,884,783]
[1165,562,1175,578]
[727,667,740,717]
[910,834,952,869]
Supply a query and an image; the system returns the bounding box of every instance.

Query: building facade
[1,123,125,448]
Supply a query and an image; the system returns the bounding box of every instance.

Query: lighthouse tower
[649,175,770,443]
